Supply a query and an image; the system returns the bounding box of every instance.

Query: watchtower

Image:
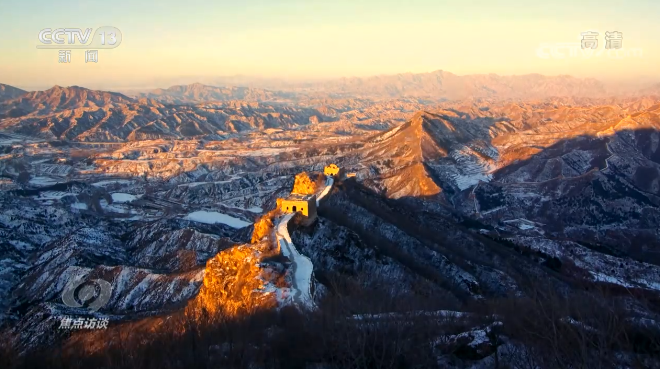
[324,164,340,177]
[280,193,317,218]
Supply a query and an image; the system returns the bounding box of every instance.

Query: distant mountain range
[127,83,296,104]
[0,71,659,142]
[138,71,612,101]
[4,71,660,107]
[0,84,26,102]
[0,85,420,141]
[294,71,610,100]
[0,85,133,117]
[641,82,660,96]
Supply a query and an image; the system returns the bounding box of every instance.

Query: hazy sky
[1,0,658,90]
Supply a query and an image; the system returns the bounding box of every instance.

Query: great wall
[274,168,336,310]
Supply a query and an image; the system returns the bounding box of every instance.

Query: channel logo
[61,278,113,312]
[37,27,122,49]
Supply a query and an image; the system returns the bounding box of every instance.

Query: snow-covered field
[35,191,72,200]
[202,147,299,157]
[100,199,132,214]
[449,147,495,190]
[71,203,88,210]
[111,193,138,203]
[220,204,264,213]
[31,164,72,177]
[353,310,469,321]
[184,211,252,228]
[91,179,134,187]
[502,219,544,233]
[28,176,62,187]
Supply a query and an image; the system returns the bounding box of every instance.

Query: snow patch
[111,193,138,203]
[590,272,636,288]
[28,176,61,187]
[185,211,252,229]
[71,203,88,210]
[91,179,133,187]
[35,191,71,200]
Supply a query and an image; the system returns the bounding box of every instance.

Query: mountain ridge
[0,85,134,118]
[129,83,295,104]
[0,84,27,102]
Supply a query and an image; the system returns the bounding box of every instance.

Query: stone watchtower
[324,163,340,177]
[280,193,318,218]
